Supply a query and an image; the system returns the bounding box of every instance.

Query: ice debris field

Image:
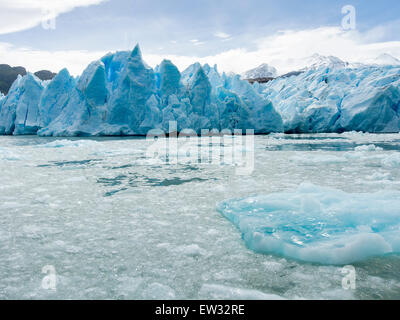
[0,45,399,136]
[1,133,400,299]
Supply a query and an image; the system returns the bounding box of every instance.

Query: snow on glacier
[299,54,349,71]
[366,53,400,67]
[217,183,400,265]
[242,63,278,79]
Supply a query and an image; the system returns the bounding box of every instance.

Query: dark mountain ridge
[0,64,56,95]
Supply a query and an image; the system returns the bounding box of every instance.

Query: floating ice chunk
[199,284,285,300]
[263,260,285,273]
[366,171,391,181]
[141,283,176,300]
[176,244,205,257]
[217,183,400,265]
[381,153,400,167]
[38,139,99,148]
[116,277,144,299]
[0,146,24,160]
[354,144,383,152]
[290,154,348,165]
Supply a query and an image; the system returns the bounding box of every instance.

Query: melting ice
[218,183,400,265]
[1,133,400,299]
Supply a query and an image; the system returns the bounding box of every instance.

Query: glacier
[0,45,399,136]
[217,183,400,265]
[1,45,282,137]
[260,64,400,133]
[0,73,44,135]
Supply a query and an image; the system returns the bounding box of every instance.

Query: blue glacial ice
[35,45,282,136]
[0,73,44,135]
[38,68,75,128]
[0,44,399,136]
[217,183,400,265]
[260,65,400,133]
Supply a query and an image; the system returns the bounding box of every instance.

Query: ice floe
[218,183,400,264]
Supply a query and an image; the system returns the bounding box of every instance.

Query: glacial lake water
[1,132,400,300]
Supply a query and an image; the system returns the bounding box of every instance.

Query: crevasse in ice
[0,44,399,136]
[217,183,400,265]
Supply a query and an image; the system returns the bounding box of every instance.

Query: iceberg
[217,183,400,265]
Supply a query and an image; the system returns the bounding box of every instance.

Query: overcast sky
[0,0,399,75]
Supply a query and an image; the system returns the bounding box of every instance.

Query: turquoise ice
[0,73,44,135]
[261,65,400,133]
[0,45,399,136]
[218,183,400,265]
[28,45,282,136]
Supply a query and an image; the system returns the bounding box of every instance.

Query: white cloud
[0,42,106,75]
[190,39,205,46]
[214,32,230,39]
[0,0,106,34]
[1,26,400,77]
[148,26,400,75]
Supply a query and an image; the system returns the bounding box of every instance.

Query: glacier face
[4,45,282,137]
[260,64,400,133]
[0,45,399,136]
[0,73,44,135]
